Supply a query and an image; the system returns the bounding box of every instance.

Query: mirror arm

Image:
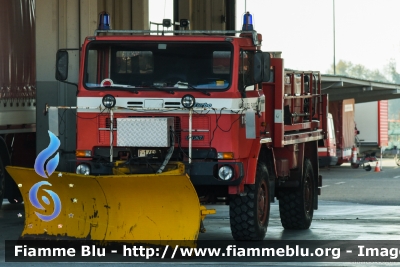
[58,80,79,95]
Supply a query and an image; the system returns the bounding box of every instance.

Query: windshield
[84,41,233,91]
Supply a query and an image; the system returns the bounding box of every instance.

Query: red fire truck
[7,15,327,242]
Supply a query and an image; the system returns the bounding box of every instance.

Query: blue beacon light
[242,12,254,31]
[98,11,111,30]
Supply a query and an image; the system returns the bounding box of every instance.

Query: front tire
[229,162,270,241]
[278,158,315,229]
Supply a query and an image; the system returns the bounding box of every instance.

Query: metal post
[189,108,193,164]
[110,109,114,163]
[333,0,336,75]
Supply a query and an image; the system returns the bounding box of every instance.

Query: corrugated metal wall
[0,0,36,100]
[378,100,389,147]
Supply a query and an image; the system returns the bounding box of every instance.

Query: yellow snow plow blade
[6,162,211,247]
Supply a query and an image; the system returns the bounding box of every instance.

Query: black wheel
[0,158,4,209]
[364,164,372,172]
[229,162,270,241]
[395,155,400,166]
[278,158,315,230]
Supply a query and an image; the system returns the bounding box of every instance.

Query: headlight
[181,94,195,108]
[218,165,233,181]
[102,94,116,108]
[76,164,90,175]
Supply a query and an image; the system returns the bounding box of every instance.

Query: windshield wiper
[93,83,175,94]
[115,85,139,94]
[91,84,139,94]
[177,82,210,96]
[148,85,175,94]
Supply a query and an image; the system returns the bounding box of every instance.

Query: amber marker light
[76,150,92,157]
[217,152,234,159]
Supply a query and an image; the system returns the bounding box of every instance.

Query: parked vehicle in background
[319,99,358,167]
[0,0,36,208]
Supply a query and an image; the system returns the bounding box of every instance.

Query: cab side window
[239,50,255,91]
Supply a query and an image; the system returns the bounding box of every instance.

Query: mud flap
[6,163,202,247]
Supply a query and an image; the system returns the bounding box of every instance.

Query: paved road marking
[393,176,400,179]
[321,185,330,188]
[335,182,346,185]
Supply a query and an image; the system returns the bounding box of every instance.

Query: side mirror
[262,52,271,82]
[253,51,271,84]
[55,50,69,81]
[253,51,263,83]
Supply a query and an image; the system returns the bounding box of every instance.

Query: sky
[149,0,400,75]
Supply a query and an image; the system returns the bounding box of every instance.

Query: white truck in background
[354,100,388,155]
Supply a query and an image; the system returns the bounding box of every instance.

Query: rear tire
[278,158,315,229]
[229,162,270,240]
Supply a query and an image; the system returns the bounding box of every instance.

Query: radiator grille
[98,115,181,145]
[181,116,210,147]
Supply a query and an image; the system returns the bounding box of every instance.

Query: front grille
[99,115,122,144]
[105,118,117,129]
[127,101,143,108]
[98,115,181,145]
[181,116,210,147]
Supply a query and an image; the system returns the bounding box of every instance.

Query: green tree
[369,69,390,83]
[330,60,352,76]
[385,59,400,84]
[327,59,391,83]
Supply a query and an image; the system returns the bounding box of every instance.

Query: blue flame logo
[34,131,60,178]
[29,181,62,221]
[29,131,62,221]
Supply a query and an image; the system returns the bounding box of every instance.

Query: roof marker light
[180,19,190,29]
[242,12,254,31]
[163,19,172,28]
